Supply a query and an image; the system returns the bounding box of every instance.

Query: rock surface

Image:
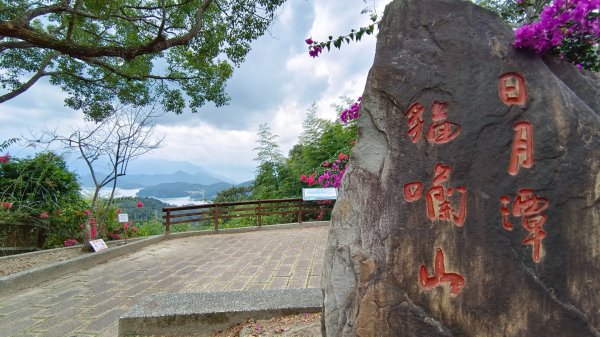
[321,0,600,336]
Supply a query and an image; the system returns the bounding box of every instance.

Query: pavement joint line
[0,221,329,296]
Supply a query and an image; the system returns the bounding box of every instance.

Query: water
[80,187,210,207]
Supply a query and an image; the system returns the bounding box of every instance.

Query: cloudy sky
[0,0,390,183]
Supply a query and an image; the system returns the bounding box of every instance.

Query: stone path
[0,226,328,337]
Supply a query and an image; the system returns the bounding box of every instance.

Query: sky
[0,0,390,183]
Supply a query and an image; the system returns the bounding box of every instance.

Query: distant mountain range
[78,170,232,189]
[73,158,253,200]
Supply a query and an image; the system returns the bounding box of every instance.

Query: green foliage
[472,0,551,25]
[214,185,253,202]
[0,138,18,152]
[0,0,285,120]
[251,100,356,200]
[0,152,87,247]
[137,220,165,237]
[113,197,170,222]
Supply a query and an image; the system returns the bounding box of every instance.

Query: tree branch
[0,52,59,103]
[0,0,214,60]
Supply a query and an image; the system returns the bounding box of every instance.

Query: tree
[214,185,253,202]
[253,123,283,165]
[0,0,285,120]
[34,105,163,248]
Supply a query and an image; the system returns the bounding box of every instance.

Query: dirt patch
[0,247,88,277]
[210,313,322,337]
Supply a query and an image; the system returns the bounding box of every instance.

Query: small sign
[118,213,129,223]
[302,187,338,201]
[90,239,108,252]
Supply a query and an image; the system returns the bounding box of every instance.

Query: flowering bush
[301,152,349,188]
[513,0,600,70]
[0,154,10,163]
[340,97,362,124]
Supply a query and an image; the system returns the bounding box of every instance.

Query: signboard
[302,187,338,201]
[89,239,108,252]
[118,213,129,223]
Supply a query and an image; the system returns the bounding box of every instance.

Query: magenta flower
[305,37,314,45]
[309,45,322,58]
[136,201,144,208]
[39,212,49,219]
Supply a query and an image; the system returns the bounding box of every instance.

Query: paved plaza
[0,226,329,337]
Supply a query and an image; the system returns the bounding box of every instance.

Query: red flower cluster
[64,239,78,247]
[136,201,144,208]
[300,173,317,185]
[1,201,12,209]
[0,154,11,163]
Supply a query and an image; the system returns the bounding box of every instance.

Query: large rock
[321,0,600,336]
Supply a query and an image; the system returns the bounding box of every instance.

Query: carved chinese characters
[498,73,549,263]
[419,248,465,297]
[498,72,527,106]
[404,101,461,144]
[500,189,549,262]
[402,101,467,296]
[508,121,534,176]
[404,163,467,227]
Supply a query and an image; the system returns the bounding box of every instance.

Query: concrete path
[0,226,328,337]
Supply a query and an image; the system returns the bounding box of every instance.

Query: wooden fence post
[297,199,303,223]
[165,210,171,233]
[213,205,219,230]
[257,201,262,227]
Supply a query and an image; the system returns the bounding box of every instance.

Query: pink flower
[136,201,144,208]
[338,153,347,161]
[132,226,138,232]
[1,201,12,209]
[123,224,129,230]
[300,175,307,182]
[39,212,49,219]
[84,209,91,216]
[309,45,322,58]
[64,239,78,247]
[0,154,10,163]
[323,161,330,167]
[305,37,314,45]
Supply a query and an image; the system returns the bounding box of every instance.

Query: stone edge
[117,288,323,337]
[0,221,329,296]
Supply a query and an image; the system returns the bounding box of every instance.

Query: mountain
[73,159,236,188]
[136,182,234,199]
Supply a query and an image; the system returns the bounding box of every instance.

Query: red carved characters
[405,103,425,143]
[508,121,534,176]
[419,248,465,297]
[498,72,527,106]
[404,101,461,144]
[403,163,467,227]
[499,189,549,263]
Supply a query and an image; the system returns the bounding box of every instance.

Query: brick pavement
[0,226,328,337]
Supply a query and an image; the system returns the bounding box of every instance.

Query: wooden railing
[162,198,335,232]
